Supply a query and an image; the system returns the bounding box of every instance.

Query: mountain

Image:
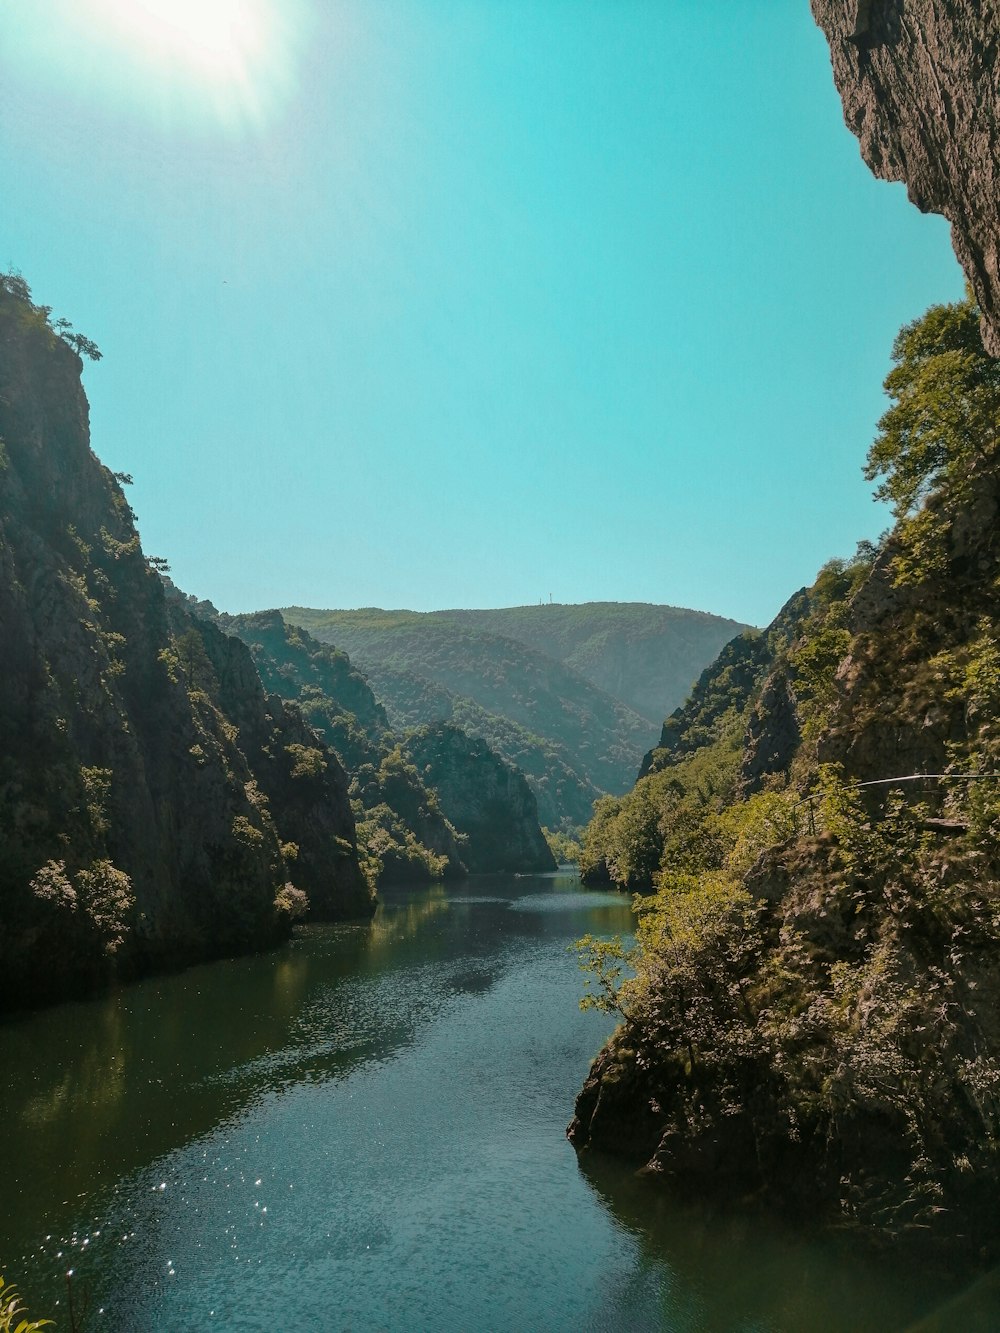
[0,277,372,1009]
[351,659,602,830]
[403,722,556,874]
[392,604,748,726]
[282,604,746,829]
[570,293,1000,1258]
[211,609,554,879]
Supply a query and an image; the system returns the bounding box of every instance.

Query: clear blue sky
[0,1,964,627]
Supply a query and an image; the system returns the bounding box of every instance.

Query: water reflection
[1,872,632,1320]
[577,1137,1000,1331]
[7,873,984,1332]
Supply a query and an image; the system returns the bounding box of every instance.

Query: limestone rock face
[812,0,1000,353]
[738,669,801,795]
[0,287,370,1008]
[171,609,372,921]
[403,722,556,873]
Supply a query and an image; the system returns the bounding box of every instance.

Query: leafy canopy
[864,294,1000,518]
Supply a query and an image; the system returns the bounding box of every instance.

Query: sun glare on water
[4,0,304,131]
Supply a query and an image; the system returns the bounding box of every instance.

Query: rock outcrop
[211,609,469,883]
[404,723,557,873]
[0,282,371,1009]
[812,0,1000,353]
[737,668,801,794]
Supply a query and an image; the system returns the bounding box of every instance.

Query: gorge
[2,0,1000,1328]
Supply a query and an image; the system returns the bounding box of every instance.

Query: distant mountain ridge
[419,603,751,725]
[283,602,749,828]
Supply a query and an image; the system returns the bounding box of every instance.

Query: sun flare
[91,0,269,85]
[7,0,304,132]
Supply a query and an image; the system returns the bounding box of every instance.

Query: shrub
[0,1275,52,1332]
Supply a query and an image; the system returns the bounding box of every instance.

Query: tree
[865,295,1000,518]
[174,628,216,694]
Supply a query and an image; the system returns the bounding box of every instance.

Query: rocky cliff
[404,723,556,874]
[0,280,371,1008]
[216,609,468,884]
[812,0,1000,353]
[572,296,1000,1256]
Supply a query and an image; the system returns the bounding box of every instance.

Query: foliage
[284,743,327,780]
[573,297,1000,1250]
[783,552,872,744]
[29,860,77,912]
[231,814,265,848]
[0,268,102,360]
[0,1276,52,1332]
[714,788,798,875]
[579,770,1000,1242]
[173,629,217,695]
[863,296,1000,586]
[597,781,664,890]
[79,765,112,837]
[275,882,309,921]
[625,873,764,1074]
[580,715,743,890]
[575,933,634,1017]
[74,859,134,952]
[353,801,451,884]
[542,825,582,864]
[865,295,999,518]
[29,857,134,954]
[578,794,621,883]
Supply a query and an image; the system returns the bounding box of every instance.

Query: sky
[0,0,965,628]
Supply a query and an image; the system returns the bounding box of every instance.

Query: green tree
[174,628,217,694]
[864,294,1000,518]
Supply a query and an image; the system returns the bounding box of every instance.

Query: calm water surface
[1,873,997,1331]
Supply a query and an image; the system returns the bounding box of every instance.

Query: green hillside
[356,661,601,830]
[282,609,664,822]
[424,603,749,724]
[281,602,745,829]
[213,610,554,881]
[287,603,748,727]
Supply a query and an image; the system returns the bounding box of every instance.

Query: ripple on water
[4,872,989,1332]
[510,891,632,914]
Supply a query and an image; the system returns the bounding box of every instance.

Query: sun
[3,0,305,132]
[91,0,269,85]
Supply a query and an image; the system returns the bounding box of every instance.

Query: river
[1,872,997,1330]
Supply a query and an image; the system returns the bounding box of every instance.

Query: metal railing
[795,772,1000,833]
